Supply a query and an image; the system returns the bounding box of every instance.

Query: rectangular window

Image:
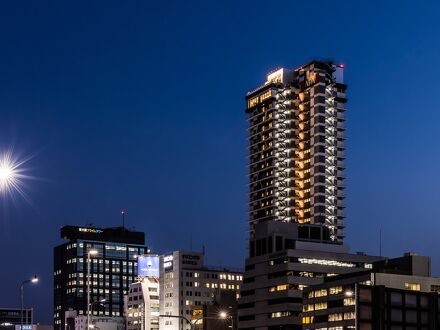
[405,283,421,291]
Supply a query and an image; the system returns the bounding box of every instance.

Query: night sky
[1,0,440,324]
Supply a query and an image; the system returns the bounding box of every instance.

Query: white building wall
[125,278,160,330]
[160,251,243,330]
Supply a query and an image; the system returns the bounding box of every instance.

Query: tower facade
[246,61,346,243]
[238,62,384,330]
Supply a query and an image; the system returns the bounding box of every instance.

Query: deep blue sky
[1,0,440,324]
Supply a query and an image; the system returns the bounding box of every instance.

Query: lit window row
[405,283,421,291]
[269,311,293,318]
[298,258,356,268]
[303,302,327,312]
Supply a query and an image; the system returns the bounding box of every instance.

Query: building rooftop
[60,225,145,245]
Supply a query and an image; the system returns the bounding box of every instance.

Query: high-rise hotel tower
[239,62,382,330]
[246,61,346,243]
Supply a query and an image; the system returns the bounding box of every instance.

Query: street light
[219,311,234,329]
[20,275,38,329]
[86,249,98,330]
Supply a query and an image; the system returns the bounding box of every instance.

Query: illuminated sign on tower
[137,255,160,277]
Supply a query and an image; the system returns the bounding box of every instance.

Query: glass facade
[54,226,147,330]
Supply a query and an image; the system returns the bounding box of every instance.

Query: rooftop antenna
[379,228,382,257]
[121,209,126,228]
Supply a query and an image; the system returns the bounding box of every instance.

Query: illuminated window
[269,284,290,292]
[314,302,327,310]
[269,311,292,318]
[343,297,355,306]
[302,304,314,312]
[259,90,272,102]
[344,312,355,320]
[405,283,421,291]
[248,97,258,108]
[302,316,314,324]
[329,286,343,295]
[298,258,356,268]
[314,289,327,297]
[328,313,343,321]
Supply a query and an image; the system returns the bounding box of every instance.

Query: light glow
[0,153,18,193]
[88,249,98,256]
[345,291,354,297]
[0,150,34,201]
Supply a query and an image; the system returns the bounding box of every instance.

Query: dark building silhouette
[53,225,148,330]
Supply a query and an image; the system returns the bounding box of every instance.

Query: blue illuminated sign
[137,255,159,277]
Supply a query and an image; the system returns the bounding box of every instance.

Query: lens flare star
[0,156,17,192]
[0,150,33,199]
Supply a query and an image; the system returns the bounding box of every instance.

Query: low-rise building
[74,315,124,330]
[124,254,160,330]
[159,251,243,330]
[0,308,32,328]
[238,221,383,329]
[302,253,440,330]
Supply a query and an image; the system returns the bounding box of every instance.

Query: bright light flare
[0,166,13,181]
[0,150,34,200]
[0,153,19,193]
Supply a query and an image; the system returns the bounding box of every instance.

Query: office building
[53,225,148,330]
[159,251,243,330]
[240,62,385,330]
[238,222,382,330]
[302,253,440,329]
[125,255,160,330]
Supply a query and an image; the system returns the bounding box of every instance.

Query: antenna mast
[379,228,382,257]
[121,209,126,228]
